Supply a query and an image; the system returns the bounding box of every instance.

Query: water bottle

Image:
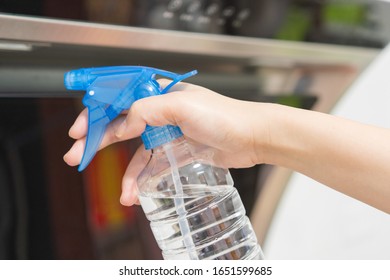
[137,136,264,260]
[64,66,264,260]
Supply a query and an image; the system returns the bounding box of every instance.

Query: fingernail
[115,120,126,138]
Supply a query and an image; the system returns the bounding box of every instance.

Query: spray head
[64,66,197,171]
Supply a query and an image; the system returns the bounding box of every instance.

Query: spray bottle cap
[64,66,197,171]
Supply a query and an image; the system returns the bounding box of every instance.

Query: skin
[64,80,390,214]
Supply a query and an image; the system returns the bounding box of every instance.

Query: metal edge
[0,13,380,68]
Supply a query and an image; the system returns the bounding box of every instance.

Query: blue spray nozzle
[64,66,197,171]
[64,69,89,90]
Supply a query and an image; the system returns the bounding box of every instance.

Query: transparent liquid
[139,185,264,260]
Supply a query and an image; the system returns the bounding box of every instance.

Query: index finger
[69,107,129,140]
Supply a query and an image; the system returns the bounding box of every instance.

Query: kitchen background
[0,0,389,259]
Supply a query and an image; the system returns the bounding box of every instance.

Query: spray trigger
[64,66,197,171]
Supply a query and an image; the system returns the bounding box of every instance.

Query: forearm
[258,103,390,214]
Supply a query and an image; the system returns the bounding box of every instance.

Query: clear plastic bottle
[64,66,264,260]
[137,136,264,260]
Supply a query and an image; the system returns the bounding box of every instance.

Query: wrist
[248,102,277,165]
[253,103,300,167]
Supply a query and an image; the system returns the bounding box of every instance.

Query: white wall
[263,43,390,259]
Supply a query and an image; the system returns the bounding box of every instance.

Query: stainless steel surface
[0,13,378,66]
[0,13,380,97]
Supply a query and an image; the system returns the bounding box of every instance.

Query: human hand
[64,80,269,206]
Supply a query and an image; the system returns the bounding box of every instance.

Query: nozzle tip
[64,69,88,90]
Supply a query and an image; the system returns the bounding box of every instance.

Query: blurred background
[0,0,389,259]
[2,0,390,47]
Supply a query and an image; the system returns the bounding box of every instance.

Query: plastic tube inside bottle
[164,142,199,260]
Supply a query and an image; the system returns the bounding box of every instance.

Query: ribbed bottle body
[137,138,264,260]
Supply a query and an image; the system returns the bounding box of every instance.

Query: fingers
[69,108,88,139]
[64,115,126,166]
[63,138,86,166]
[120,145,151,206]
[114,99,150,139]
[68,79,199,142]
[69,108,130,140]
[64,139,151,207]
[157,79,192,92]
[64,99,151,167]
[115,94,182,140]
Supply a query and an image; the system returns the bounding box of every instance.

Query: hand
[63,80,270,206]
[64,79,390,213]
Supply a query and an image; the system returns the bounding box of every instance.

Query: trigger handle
[78,101,110,171]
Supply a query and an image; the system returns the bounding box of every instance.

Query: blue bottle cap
[142,125,183,150]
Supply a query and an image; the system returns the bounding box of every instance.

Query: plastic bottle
[138,137,264,260]
[64,66,264,260]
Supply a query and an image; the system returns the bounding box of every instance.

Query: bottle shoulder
[137,145,234,195]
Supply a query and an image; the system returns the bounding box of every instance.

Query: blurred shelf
[0,13,379,68]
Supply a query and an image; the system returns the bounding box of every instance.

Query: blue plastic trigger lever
[64,66,198,171]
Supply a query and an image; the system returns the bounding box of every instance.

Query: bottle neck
[151,136,187,155]
[142,125,183,150]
